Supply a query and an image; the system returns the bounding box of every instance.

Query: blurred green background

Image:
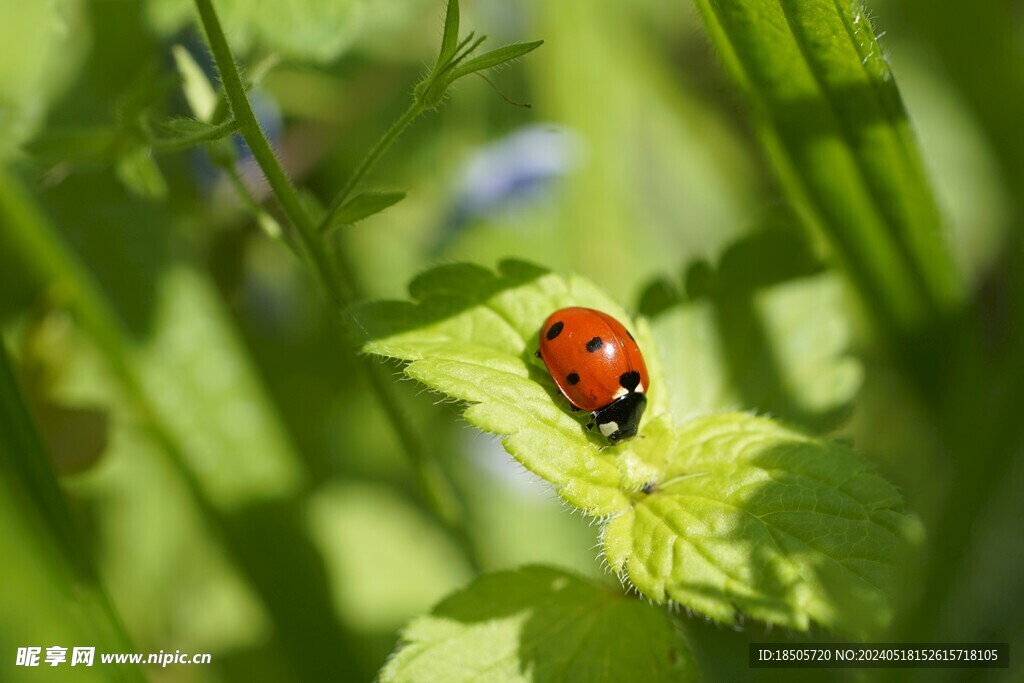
[1,0,1021,681]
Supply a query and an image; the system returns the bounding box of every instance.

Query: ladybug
[535,307,649,442]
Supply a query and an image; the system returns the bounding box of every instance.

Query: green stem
[360,358,479,570]
[194,0,476,563]
[215,154,284,238]
[194,0,357,304]
[0,167,380,680]
[0,341,143,678]
[691,0,961,342]
[0,166,222,525]
[319,100,425,232]
[148,117,241,151]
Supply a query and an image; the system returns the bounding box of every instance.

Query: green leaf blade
[136,266,305,508]
[436,0,461,68]
[172,45,218,121]
[647,225,863,432]
[356,261,919,634]
[352,261,668,515]
[323,190,406,232]
[447,40,545,81]
[0,342,142,679]
[0,0,85,161]
[380,566,696,683]
[606,413,921,637]
[150,117,240,151]
[691,0,961,337]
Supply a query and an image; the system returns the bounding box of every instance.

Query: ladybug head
[593,392,647,443]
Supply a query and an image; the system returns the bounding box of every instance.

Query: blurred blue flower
[435,124,584,253]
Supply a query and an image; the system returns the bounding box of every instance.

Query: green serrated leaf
[354,261,919,635]
[447,40,545,82]
[381,566,696,683]
[435,0,460,69]
[351,260,670,516]
[323,191,406,233]
[607,413,921,637]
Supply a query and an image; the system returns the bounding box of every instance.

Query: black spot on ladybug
[546,321,564,340]
[585,336,603,352]
[535,349,541,358]
[566,372,580,385]
[619,371,640,391]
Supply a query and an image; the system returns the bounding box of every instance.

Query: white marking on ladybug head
[599,421,619,437]
[613,387,628,400]
[636,383,645,393]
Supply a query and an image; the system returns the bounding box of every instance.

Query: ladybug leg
[569,404,580,413]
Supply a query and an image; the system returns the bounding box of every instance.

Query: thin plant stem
[215,156,284,239]
[0,338,141,671]
[0,166,233,524]
[148,118,241,151]
[193,0,478,568]
[194,0,357,305]
[320,100,425,232]
[0,166,379,679]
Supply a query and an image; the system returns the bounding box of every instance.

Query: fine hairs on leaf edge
[615,404,911,633]
[354,260,917,638]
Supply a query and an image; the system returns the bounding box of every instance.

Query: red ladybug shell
[537,307,649,411]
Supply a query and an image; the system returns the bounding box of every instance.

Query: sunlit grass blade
[692,0,962,338]
[0,341,142,679]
